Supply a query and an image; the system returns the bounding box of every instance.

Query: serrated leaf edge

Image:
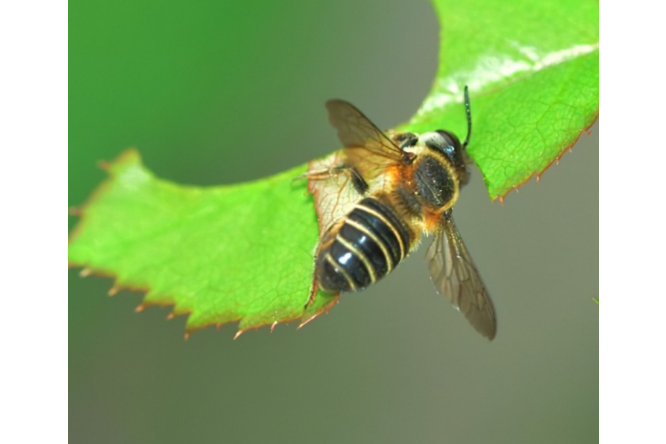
[69,150,341,339]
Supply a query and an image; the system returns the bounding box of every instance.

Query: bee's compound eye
[422,131,457,157]
[435,130,461,149]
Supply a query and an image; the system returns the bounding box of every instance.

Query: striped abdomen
[315,197,413,293]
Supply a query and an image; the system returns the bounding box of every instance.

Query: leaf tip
[107,286,120,297]
[233,330,244,340]
[298,294,341,329]
[270,321,278,333]
[135,304,146,313]
[97,148,144,175]
[69,206,83,216]
[79,268,92,278]
[97,160,111,171]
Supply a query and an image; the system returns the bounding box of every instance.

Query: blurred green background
[69,1,598,443]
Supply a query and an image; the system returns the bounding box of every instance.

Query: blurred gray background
[69,0,598,442]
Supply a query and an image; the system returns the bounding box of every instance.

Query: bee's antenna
[462,85,472,150]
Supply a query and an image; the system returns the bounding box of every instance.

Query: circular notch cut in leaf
[69,0,598,336]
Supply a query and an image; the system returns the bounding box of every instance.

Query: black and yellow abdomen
[316,197,412,293]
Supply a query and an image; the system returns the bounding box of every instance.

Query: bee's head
[420,130,470,184]
[423,86,474,185]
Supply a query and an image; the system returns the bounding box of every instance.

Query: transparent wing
[426,212,497,340]
[325,99,403,179]
[307,152,364,235]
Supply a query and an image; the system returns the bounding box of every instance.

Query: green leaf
[69,150,336,335]
[403,0,598,199]
[69,0,599,335]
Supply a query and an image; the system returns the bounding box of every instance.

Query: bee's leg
[297,163,347,180]
[295,164,336,183]
[346,165,369,195]
[296,168,333,181]
[392,132,419,149]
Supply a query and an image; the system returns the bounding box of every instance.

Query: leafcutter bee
[306,87,496,340]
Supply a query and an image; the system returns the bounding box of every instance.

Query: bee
[306,87,497,340]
